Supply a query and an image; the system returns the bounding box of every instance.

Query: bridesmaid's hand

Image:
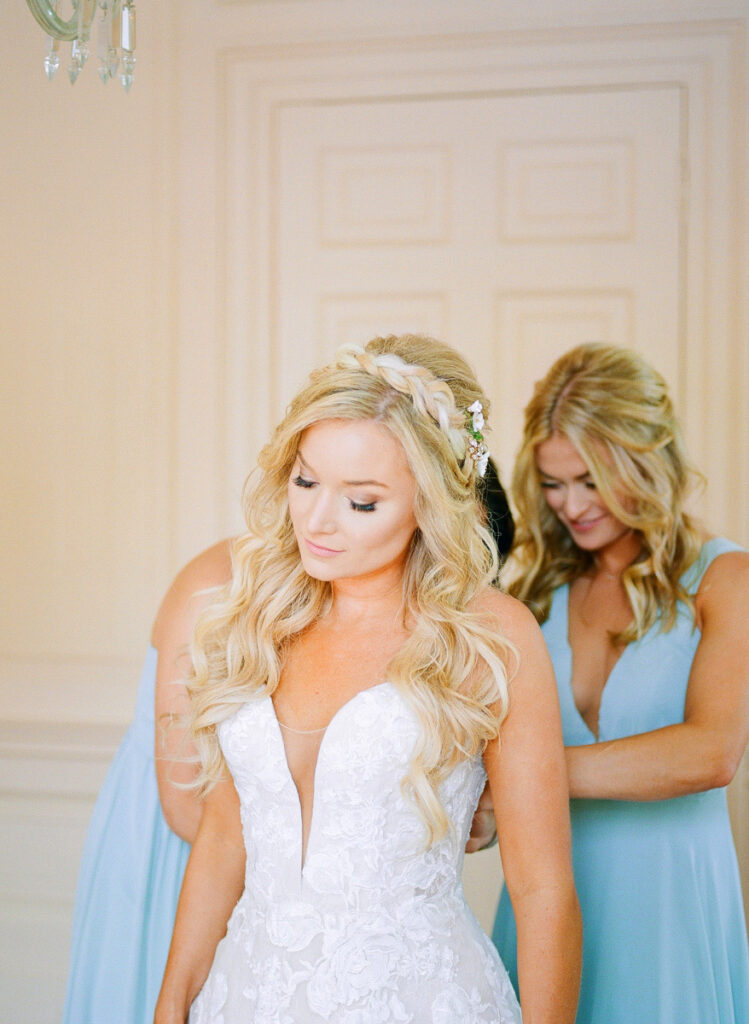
[465,781,497,853]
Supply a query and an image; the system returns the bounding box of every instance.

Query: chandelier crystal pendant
[26,1,136,90]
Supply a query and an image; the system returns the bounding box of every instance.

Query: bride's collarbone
[276,627,406,721]
[287,620,409,671]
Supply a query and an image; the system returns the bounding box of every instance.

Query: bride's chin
[298,557,339,581]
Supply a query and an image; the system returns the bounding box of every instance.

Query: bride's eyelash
[294,475,375,512]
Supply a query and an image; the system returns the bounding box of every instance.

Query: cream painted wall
[1,5,178,1017]
[1,2,747,1021]
[1,2,176,722]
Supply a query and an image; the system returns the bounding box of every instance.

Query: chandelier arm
[25,0,80,42]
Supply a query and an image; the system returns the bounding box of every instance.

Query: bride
[154,334,581,1024]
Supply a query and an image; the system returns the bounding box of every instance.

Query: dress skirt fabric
[62,646,190,1024]
[492,538,749,1023]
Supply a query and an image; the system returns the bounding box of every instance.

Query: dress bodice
[191,682,521,1023]
[543,537,742,745]
[220,682,484,909]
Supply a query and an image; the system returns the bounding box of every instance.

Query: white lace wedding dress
[190,682,522,1024]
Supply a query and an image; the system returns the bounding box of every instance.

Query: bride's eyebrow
[344,477,389,488]
[297,449,388,489]
[296,450,319,477]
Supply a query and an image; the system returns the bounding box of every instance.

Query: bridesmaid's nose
[563,484,591,520]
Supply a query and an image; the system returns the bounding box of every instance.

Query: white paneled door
[274,86,681,476]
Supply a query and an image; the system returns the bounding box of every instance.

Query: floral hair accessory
[465,400,490,477]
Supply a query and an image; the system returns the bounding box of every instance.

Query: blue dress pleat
[62,646,190,1024]
[492,538,749,1024]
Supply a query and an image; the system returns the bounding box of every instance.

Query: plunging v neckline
[266,682,394,873]
[561,583,630,741]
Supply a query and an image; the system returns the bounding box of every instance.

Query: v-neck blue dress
[62,646,190,1024]
[492,538,749,1023]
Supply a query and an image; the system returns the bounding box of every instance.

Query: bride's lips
[304,538,343,557]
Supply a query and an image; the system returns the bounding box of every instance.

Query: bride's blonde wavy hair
[506,342,704,644]
[188,334,516,844]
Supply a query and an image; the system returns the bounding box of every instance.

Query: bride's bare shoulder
[471,586,542,646]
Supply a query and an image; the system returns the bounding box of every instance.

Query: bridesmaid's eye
[293,475,315,489]
[350,500,376,513]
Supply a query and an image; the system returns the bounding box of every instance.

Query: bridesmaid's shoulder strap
[681,537,744,593]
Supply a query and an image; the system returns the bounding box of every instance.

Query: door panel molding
[202,23,745,543]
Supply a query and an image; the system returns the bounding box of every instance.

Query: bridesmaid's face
[535,433,630,553]
[288,418,418,584]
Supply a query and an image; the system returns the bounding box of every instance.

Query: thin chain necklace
[276,719,328,735]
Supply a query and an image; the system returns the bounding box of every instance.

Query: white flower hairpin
[465,400,490,476]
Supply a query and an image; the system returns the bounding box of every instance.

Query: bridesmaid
[62,462,512,1023]
[60,541,230,1024]
[492,342,749,1023]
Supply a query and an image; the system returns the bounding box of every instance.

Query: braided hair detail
[337,344,469,466]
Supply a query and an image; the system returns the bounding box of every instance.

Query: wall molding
[202,19,746,542]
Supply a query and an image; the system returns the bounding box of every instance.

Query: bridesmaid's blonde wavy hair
[506,342,704,644]
[188,334,516,844]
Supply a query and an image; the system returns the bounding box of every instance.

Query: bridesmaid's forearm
[566,723,741,801]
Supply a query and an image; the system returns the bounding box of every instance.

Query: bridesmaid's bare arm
[151,540,233,843]
[566,551,749,800]
[465,781,497,853]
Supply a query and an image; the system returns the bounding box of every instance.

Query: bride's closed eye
[293,474,316,489]
[293,474,376,512]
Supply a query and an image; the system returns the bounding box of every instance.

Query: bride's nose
[305,491,338,534]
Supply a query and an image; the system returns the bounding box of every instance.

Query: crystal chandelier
[26,1,136,90]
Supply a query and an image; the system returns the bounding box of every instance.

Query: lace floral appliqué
[190,686,521,1023]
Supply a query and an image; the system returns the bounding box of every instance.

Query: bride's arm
[154,777,246,1024]
[482,591,581,1024]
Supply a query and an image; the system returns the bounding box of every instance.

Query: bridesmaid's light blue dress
[492,538,749,1023]
[62,646,190,1024]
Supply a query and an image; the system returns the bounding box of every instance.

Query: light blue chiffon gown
[493,538,749,1023]
[62,646,190,1024]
